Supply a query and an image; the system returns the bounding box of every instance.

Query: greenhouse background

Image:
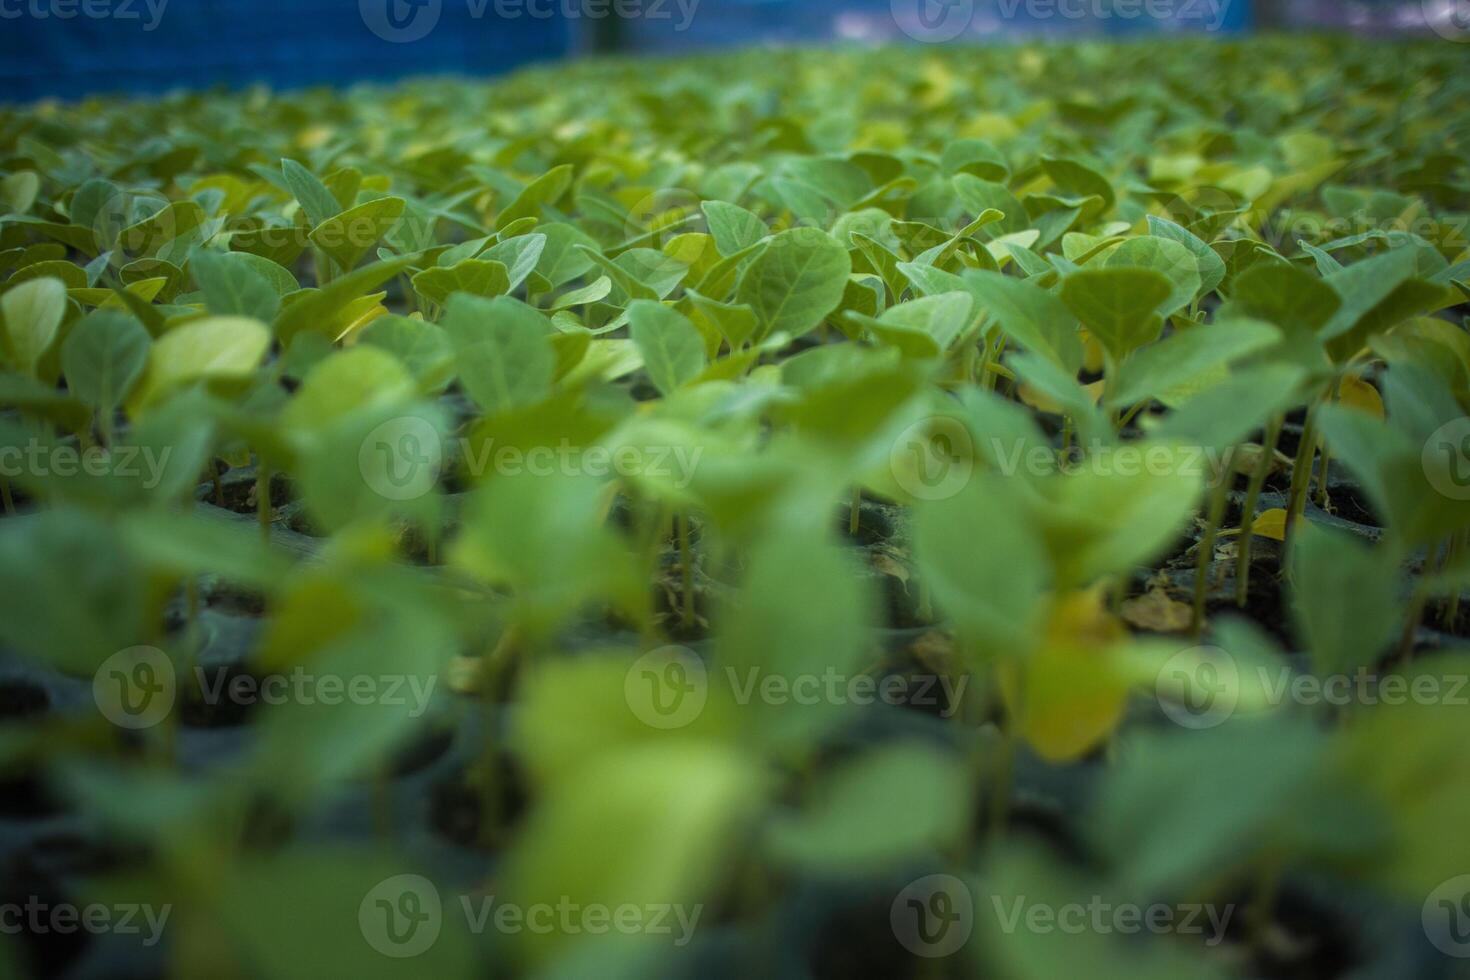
[0,0,1455,102]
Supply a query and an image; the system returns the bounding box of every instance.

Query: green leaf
[281,158,342,229]
[717,524,877,746]
[495,164,573,231]
[2,170,40,214]
[411,258,510,307]
[1104,235,1202,317]
[1037,443,1203,588]
[308,196,405,273]
[1107,318,1281,409]
[962,269,1083,373]
[1059,267,1172,361]
[701,200,767,256]
[873,291,974,352]
[1,276,67,376]
[684,289,760,350]
[503,743,764,961]
[1228,261,1340,332]
[282,346,417,436]
[1289,522,1402,675]
[482,231,547,292]
[60,311,150,412]
[273,253,421,345]
[767,743,970,872]
[628,300,706,396]
[952,174,1028,235]
[358,314,455,392]
[1147,214,1226,297]
[0,508,146,674]
[442,294,554,414]
[735,228,851,341]
[1041,155,1115,210]
[129,315,271,412]
[914,472,1050,658]
[190,249,281,321]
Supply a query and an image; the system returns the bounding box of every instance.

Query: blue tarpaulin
[0,0,572,101]
[1,0,1260,103]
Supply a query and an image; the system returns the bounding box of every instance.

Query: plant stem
[677,513,695,629]
[256,462,271,541]
[1192,450,1234,636]
[1236,414,1283,607]
[1399,577,1430,659]
[0,478,13,515]
[1445,530,1466,630]
[211,459,224,507]
[1282,402,1321,557]
[848,487,861,537]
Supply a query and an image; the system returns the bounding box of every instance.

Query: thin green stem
[1283,402,1322,557]
[1192,450,1235,636]
[678,513,695,629]
[1236,415,1284,607]
[256,461,272,541]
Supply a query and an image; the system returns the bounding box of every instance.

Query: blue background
[1,0,1423,104]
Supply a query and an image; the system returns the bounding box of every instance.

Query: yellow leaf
[1336,374,1384,420]
[1247,507,1290,541]
[1120,588,1193,633]
[1001,590,1133,763]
